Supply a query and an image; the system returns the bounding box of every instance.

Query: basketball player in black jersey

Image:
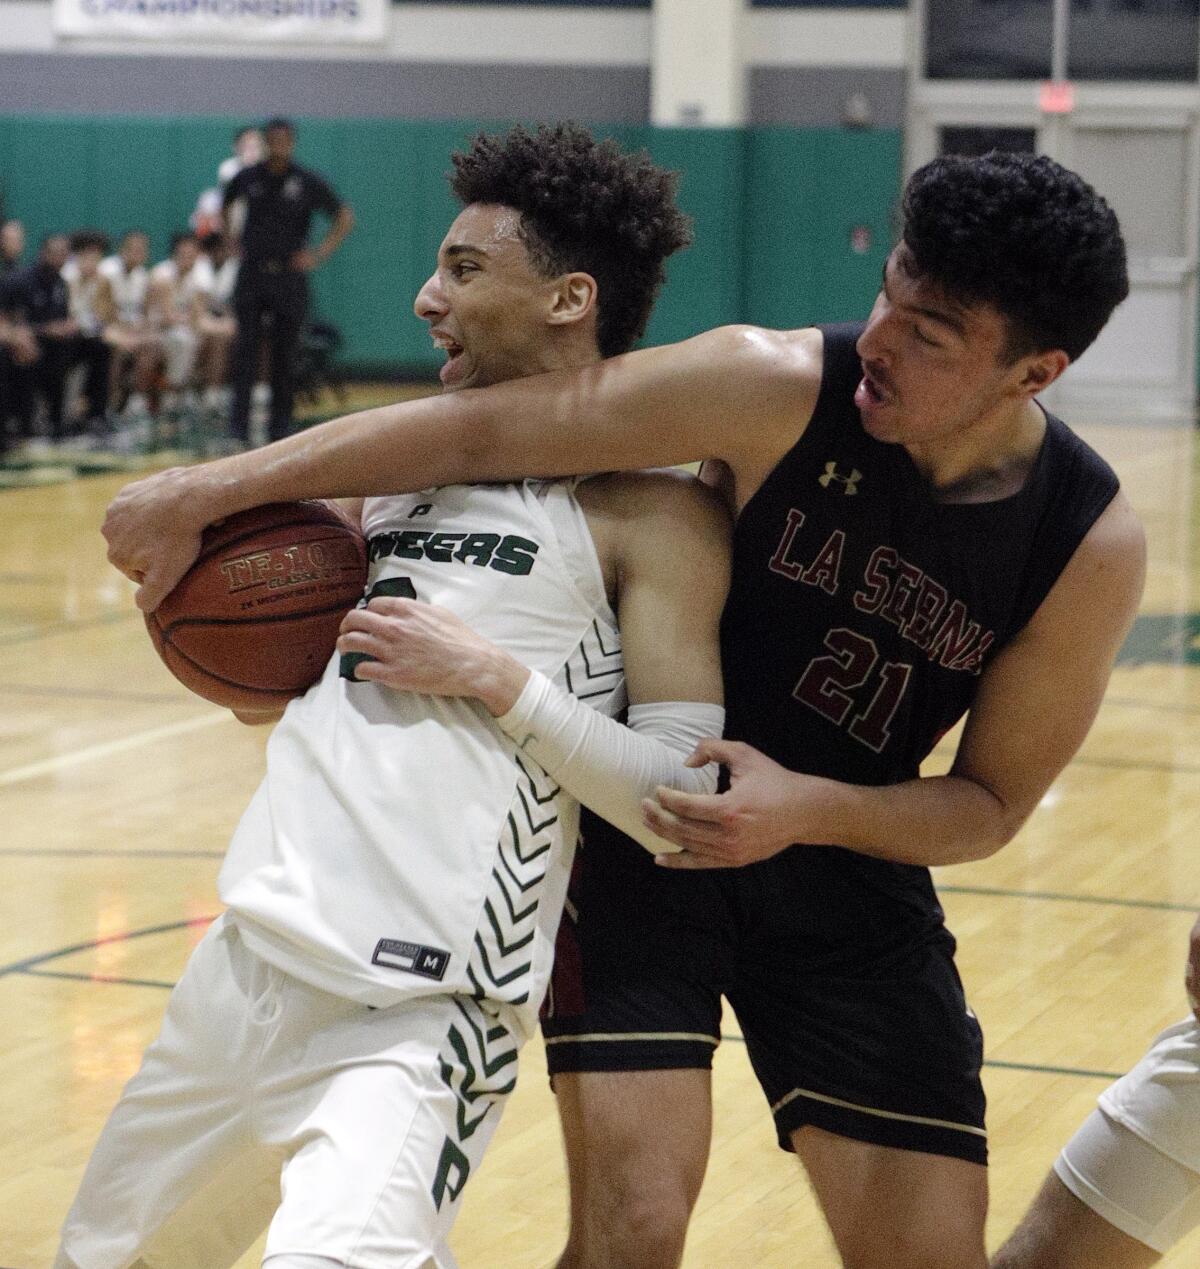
[104,151,1145,1269]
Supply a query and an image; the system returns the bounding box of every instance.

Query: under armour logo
[818,462,862,495]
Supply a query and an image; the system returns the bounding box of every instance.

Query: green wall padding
[0,115,901,371]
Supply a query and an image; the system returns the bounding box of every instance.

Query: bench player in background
[103,150,1146,1269]
[59,123,729,1269]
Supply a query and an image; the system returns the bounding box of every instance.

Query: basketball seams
[156,597,364,637]
[143,501,368,710]
[158,637,298,702]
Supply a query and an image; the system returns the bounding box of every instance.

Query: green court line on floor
[718,1033,1122,1081]
[19,966,178,990]
[938,883,1198,914]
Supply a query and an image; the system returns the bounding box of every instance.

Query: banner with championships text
[52,0,388,44]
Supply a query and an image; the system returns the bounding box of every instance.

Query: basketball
[145,500,368,711]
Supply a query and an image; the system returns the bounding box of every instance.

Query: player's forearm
[806,772,1017,867]
[496,671,723,855]
[172,333,751,523]
[175,391,483,522]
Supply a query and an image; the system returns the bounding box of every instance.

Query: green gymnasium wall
[0,116,901,372]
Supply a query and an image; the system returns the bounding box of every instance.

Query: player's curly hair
[900,151,1128,363]
[449,123,692,357]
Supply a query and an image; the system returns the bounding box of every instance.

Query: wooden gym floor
[1,413,1198,1268]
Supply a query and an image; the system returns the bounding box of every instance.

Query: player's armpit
[580,468,731,710]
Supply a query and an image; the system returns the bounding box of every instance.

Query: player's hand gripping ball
[144,501,368,711]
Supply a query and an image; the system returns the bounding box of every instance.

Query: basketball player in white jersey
[57,124,729,1269]
[993,912,1200,1267]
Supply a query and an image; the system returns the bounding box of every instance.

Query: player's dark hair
[169,230,199,252]
[900,151,1128,363]
[449,123,692,357]
[70,229,110,254]
[263,117,295,136]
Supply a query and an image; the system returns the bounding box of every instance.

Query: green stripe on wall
[0,115,901,368]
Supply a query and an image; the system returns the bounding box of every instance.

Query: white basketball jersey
[219,480,624,1032]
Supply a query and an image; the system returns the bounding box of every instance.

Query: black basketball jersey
[720,322,1120,792]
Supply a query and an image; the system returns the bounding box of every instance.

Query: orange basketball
[145,500,368,711]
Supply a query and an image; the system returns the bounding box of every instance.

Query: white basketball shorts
[1055,1017,1200,1253]
[57,913,522,1269]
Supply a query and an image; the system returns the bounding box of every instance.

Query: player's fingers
[365,596,418,618]
[340,606,421,640]
[641,797,729,850]
[335,631,391,661]
[347,657,387,683]
[684,738,744,769]
[136,563,179,613]
[653,784,727,823]
[683,737,727,769]
[340,607,387,635]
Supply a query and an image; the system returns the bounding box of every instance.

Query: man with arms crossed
[993,913,1200,1267]
[104,151,1146,1269]
[60,124,728,1269]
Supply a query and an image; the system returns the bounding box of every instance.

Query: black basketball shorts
[541,815,987,1166]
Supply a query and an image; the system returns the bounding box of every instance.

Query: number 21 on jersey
[793,627,912,754]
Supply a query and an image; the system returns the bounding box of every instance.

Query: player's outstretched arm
[102,325,818,612]
[649,493,1147,869]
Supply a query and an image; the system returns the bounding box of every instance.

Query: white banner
[52,0,388,44]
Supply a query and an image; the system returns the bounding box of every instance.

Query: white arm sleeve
[494,670,724,855]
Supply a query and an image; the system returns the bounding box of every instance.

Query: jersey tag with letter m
[372,937,451,981]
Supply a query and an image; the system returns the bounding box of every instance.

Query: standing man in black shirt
[223,117,354,447]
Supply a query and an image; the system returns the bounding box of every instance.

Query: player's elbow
[974,805,1032,860]
[954,782,1030,862]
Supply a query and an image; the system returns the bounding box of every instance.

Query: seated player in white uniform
[993,913,1200,1268]
[56,124,729,1269]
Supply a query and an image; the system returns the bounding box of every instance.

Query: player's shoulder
[677,325,826,471]
[688,322,824,390]
[1071,488,1146,583]
[1026,489,1146,645]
